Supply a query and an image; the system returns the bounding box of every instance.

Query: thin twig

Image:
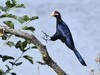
[4,52,24,75]
[36,61,46,65]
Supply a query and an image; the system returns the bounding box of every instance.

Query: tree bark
[0,26,68,75]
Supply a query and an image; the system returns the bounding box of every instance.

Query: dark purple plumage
[51,11,87,66]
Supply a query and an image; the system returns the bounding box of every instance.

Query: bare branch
[0,26,68,75]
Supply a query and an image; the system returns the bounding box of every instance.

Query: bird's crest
[51,11,61,16]
[54,11,61,16]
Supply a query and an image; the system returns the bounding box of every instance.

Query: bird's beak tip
[51,13,55,17]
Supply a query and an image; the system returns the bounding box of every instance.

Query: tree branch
[0,26,68,75]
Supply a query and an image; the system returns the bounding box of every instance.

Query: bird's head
[51,11,61,18]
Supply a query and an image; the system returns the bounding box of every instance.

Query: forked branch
[0,26,68,75]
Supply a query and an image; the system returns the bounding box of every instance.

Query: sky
[0,0,100,75]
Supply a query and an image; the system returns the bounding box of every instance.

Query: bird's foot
[42,31,50,43]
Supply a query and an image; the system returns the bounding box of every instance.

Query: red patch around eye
[54,11,61,16]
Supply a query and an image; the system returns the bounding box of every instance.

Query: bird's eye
[55,13,59,15]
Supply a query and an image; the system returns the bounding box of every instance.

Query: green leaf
[0,6,9,12]
[11,72,17,75]
[15,62,22,66]
[15,4,25,8]
[0,69,4,75]
[15,41,21,48]
[6,41,15,47]
[0,6,6,12]
[22,15,29,21]
[0,0,25,12]
[9,61,14,65]
[30,16,39,20]
[22,40,27,49]
[6,0,11,8]
[17,15,29,24]
[5,65,10,70]
[17,15,38,24]
[3,21,14,29]
[0,13,17,19]
[0,6,3,10]
[15,41,25,52]
[23,55,33,64]
[22,26,35,32]
[17,17,24,24]
[2,55,14,62]
[12,0,17,5]
[6,0,15,8]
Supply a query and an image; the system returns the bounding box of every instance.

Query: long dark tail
[73,49,87,66]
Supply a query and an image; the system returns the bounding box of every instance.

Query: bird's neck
[56,17,62,24]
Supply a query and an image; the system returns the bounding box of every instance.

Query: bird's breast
[57,25,69,37]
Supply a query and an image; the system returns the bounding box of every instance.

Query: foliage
[0,0,38,75]
[23,55,33,64]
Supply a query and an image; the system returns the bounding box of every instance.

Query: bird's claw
[42,31,50,43]
[42,37,50,43]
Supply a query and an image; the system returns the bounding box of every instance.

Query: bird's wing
[57,22,71,38]
[57,22,75,50]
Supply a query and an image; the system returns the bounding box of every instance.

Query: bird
[50,11,87,66]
